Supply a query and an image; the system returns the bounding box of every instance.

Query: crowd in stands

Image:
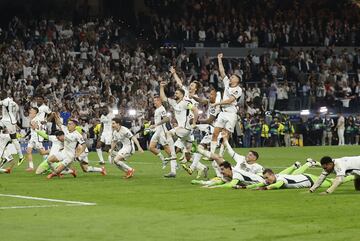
[146,0,360,47]
[0,0,359,149]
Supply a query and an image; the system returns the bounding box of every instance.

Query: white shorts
[100,132,112,145]
[169,127,192,140]
[55,151,75,167]
[150,129,168,146]
[27,139,44,150]
[173,130,193,151]
[2,148,14,161]
[77,151,89,164]
[214,112,238,133]
[0,120,17,134]
[200,132,222,145]
[115,144,134,160]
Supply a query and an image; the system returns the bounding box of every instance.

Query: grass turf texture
[1,146,359,241]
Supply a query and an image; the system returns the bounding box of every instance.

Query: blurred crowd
[146,0,360,47]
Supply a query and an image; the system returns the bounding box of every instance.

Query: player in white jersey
[0,130,15,174]
[46,114,86,179]
[247,161,354,191]
[26,107,48,171]
[96,107,114,165]
[110,117,144,179]
[74,126,106,175]
[0,90,25,165]
[34,130,65,175]
[159,81,199,178]
[211,53,242,155]
[148,96,172,168]
[35,95,52,122]
[182,88,221,178]
[170,66,202,164]
[309,156,360,194]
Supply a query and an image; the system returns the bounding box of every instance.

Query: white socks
[96,148,104,163]
[115,160,131,172]
[12,139,23,158]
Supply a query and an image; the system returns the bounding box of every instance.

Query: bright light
[167,112,172,117]
[128,109,137,116]
[198,110,203,114]
[319,106,328,113]
[300,109,310,116]
[112,109,119,115]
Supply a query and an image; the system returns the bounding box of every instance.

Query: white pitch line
[0,194,96,206]
[0,203,90,210]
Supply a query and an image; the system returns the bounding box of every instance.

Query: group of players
[1,53,360,194]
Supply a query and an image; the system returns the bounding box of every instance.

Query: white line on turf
[0,204,91,210]
[0,194,96,209]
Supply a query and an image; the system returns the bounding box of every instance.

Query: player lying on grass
[190,136,263,187]
[309,156,360,194]
[246,160,354,191]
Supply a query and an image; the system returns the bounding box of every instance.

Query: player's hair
[54,130,65,136]
[31,107,39,113]
[263,168,274,175]
[209,87,217,93]
[192,80,202,94]
[320,156,333,165]
[0,90,7,98]
[219,161,232,170]
[233,74,242,83]
[112,117,122,125]
[176,88,185,97]
[249,150,259,160]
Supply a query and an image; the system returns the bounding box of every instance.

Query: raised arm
[169,66,183,87]
[159,81,168,103]
[217,53,226,79]
[191,95,209,105]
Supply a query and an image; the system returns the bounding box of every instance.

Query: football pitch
[1,146,359,241]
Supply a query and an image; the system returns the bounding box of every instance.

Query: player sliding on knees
[309,155,360,194]
[147,95,172,169]
[46,113,86,179]
[109,118,144,179]
[210,53,242,155]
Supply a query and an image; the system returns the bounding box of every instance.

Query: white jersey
[221,76,242,113]
[233,154,263,175]
[60,125,85,156]
[168,98,193,129]
[48,135,64,156]
[100,112,114,134]
[154,106,168,132]
[30,115,45,142]
[329,156,360,176]
[272,174,313,189]
[0,133,12,157]
[112,126,134,148]
[207,104,221,125]
[37,104,51,122]
[232,167,264,185]
[182,85,199,120]
[0,97,18,124]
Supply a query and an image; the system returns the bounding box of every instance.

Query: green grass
[1,146,360,241]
